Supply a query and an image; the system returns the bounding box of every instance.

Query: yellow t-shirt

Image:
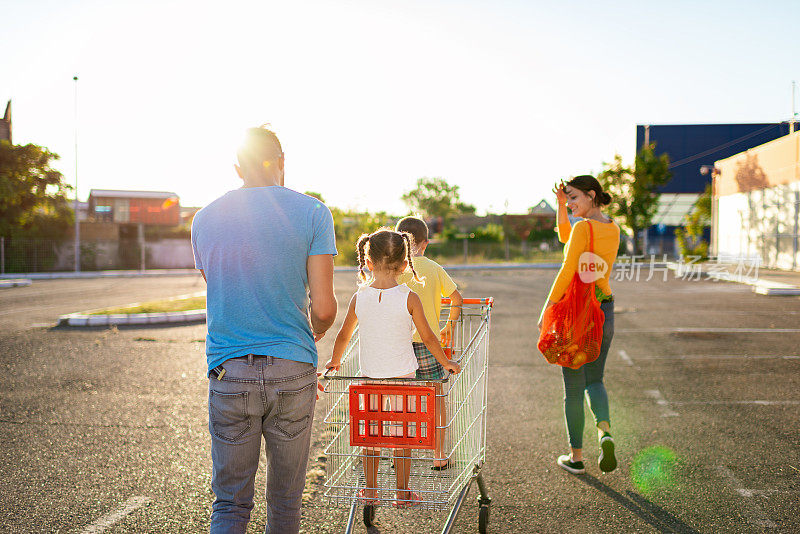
[547,218,620,303]
[398,255,458,343]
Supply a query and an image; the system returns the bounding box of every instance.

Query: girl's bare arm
[407,292,461,374]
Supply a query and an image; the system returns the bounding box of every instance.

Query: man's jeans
[209,354,317,534]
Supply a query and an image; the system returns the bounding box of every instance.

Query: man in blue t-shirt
[191,125,337,534]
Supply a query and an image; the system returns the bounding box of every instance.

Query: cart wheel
[364,504,376,527]
[478,503,490,533]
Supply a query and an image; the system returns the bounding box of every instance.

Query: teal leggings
[561,300,614,449]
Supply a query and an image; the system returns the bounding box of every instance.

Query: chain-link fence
[425,236,563,264]
[1,236,567,274]
[0,237,196,274]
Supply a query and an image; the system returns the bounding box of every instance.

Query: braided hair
[356,228,422,284]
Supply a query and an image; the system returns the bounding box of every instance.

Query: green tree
[675,184,711,259]
[598,144,672,255]
[304,191,325,203]
[401,177,475,222]
[0,141,74,238]
[330,207,393,265]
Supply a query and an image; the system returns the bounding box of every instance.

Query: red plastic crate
[348,384,436,449]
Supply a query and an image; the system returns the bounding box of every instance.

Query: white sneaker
[557,454,585,475]
[599,433,617,473]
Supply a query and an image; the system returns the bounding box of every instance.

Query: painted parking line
[716,466,777,529]
[81,496,150,533]
[617,327,800,334]
[630,354,800,361]
[618,349,635,367]
[644,390,679,417]
[670,400,800,406]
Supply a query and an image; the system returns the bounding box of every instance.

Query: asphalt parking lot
[0,270,798,533]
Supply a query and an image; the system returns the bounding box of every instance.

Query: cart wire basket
[321,297,494,533]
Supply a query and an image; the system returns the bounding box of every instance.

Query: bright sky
[2,0,798,215]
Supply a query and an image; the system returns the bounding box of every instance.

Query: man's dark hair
[395,216,428,247]
[237,125,283,169]
[565,175,612,206]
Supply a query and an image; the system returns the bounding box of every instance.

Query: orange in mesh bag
[537,221,605,369]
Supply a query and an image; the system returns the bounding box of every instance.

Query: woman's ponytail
[566,175,612,207]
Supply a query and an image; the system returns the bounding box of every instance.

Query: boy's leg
[394,448,412,496]
[363,448,380,500]
[434,383,447,467]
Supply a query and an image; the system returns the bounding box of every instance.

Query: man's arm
[307,254,337,339]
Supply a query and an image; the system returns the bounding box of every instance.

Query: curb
[717,274,800,296]
[441,262,562,271]
[667,262,800,296]
[2,263,573,280]
[0,278,32,289]
[58,291,208,327]
[58,309,206,327]
[1,269,199,280]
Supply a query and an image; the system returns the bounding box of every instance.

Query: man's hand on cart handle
[315,366,338,399]
[324,359,340,372]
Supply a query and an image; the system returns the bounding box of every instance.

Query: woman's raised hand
[552,181,567,206]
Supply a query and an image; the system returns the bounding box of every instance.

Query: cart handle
[441,297,494,307]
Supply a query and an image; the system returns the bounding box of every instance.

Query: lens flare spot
[631,446,679,494]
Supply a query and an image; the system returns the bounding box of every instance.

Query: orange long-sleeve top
[546,217,621,303]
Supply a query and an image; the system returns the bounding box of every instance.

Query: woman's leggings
[561,300,615,449]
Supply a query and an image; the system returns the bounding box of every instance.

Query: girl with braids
[325,228,460,508]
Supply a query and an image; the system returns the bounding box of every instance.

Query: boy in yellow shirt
[396,216,463,470]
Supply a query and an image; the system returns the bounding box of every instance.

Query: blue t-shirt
[191,186,337,373]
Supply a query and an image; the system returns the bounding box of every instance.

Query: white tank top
[355,284,419,378]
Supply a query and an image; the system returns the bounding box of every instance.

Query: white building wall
[717,181,800,270]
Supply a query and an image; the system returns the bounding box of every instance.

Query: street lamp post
[792,80,797,134]
[73,75,80,272]
[700,165,720,258]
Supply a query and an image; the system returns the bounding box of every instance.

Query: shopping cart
[320,297,494,533]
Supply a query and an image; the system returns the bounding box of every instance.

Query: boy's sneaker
[598,433,617,473]
[557,454,585,475]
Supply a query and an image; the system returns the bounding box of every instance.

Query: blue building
[635,122,796,255]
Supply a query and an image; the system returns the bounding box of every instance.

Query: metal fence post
[138,223,146,272]
[463,238,468,264]
[1,237,4,275]
[504,236,510,261]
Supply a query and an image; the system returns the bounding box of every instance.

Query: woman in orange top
[538,175,620,475]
